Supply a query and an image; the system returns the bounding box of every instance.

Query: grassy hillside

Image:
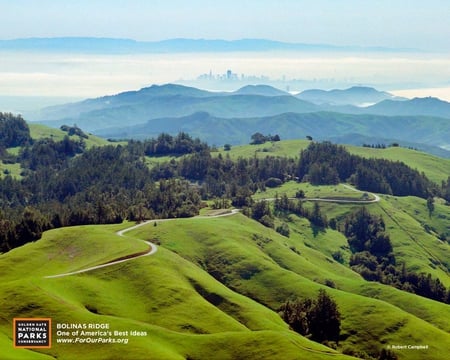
[129,213,450,359]
[2,134,450,359]
[0,221,357,360]
[29,123,112,148]
[218,139,450,184]
[1,124,114,179]
[1,200,449,359]
[253,181,450,285]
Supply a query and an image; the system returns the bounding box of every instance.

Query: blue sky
[0,0,449,51]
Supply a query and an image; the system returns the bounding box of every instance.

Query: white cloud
[0,51,449,97]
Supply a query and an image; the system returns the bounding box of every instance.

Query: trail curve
[45,210,239,279]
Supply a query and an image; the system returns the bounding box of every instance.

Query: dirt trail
[45,210,239,278]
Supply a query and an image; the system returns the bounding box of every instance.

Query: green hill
[28,123,112,148]
[1,130,450,359]
[1,186,450,359]
[218,139,450,184]
[0,220,358,360]
[1,123,112,179]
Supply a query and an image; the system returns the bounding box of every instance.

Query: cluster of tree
[343,207,393,259]
[279,289,341,344]
[140,132,208,156]
[247,194,328,232]
[362,143,387,149]
[0,138,202,252]
[250,132,280,145]
[19,137,85,171]
[273,194,328,227]
[156,151,297,202]
[0,113,32,150]
[342,208,450,303]
[442,176,450,203]
[150,140,438,206]
[298,142,435,198]
[60,125,89,139]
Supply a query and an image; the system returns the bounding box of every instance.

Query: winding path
[44,209,239,279]
[44,186,376,279]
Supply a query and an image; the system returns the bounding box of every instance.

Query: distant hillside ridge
[27,83,450,156]
[364,97,450,118]
[31,85,320,130]
[0,37,417,54]
[233,84,290,96]
[297,86,404,106]
[95,111,450,157]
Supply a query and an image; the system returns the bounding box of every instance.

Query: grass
[254,182,450,287]
[131,214,450,359]
[0,220,357,360]
[217,139,310,159]
[29,123,113,149]
[347,146,450,184]
[1,212,449,359]
[218,139,450,184]
[253,182,375,201]
[1,124,117,179]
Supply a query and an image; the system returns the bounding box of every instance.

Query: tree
[379,349,398,360]
[310,202,327,227]
[251,200,274,228]
[250,132,266,145]
[309,289,341,344]
[427,196,435,217]
[280,289,341,344]
[279,298,313,335]
[223,144,232,151]
[265,177,283,188]
[276,222,290,237]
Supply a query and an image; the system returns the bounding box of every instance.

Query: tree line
[342,207,450,303]
[0,135,203,252]
[0,120,447,253]
[298,142,435,198]
[0,112,32,153]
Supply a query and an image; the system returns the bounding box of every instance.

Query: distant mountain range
[94,111,450,157]
[28,83,450,157]
[297,86,405,106]
[0,37,418,54]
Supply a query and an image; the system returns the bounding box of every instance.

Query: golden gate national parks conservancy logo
[13,318,51,348]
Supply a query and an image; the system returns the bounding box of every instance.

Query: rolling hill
[217,138,450,184]
[1,119,450,359]
[0,219,358,360]
[30,85,320,131]
[0,37,413,54]
[95,111,450,157]
[296,86,404,106]
[364,97,450,118]
[1,201,449,359]
[27,84,450,157]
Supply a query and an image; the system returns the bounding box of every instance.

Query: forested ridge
[1,113,450,257]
